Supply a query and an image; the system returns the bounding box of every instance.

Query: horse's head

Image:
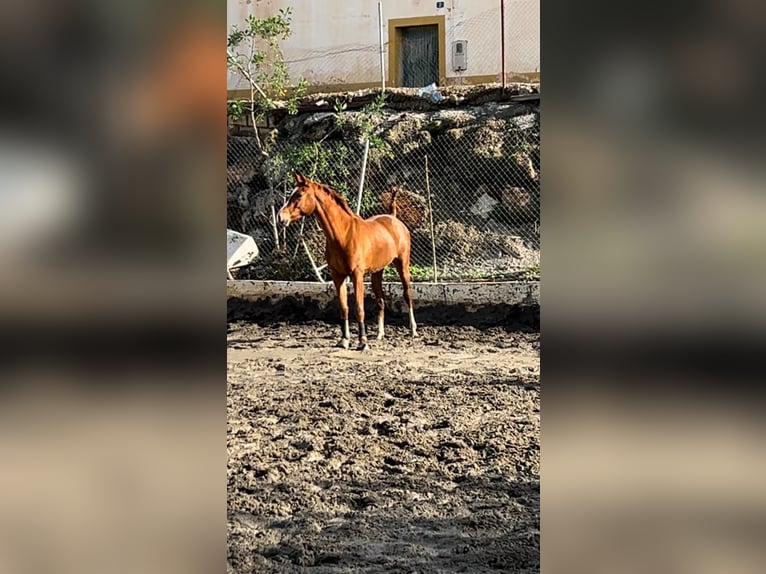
[278,173,317,226]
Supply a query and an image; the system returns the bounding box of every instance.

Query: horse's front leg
[351,269,368,351]
[331,271,350,349]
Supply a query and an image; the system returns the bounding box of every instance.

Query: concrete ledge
[228,280,539,328]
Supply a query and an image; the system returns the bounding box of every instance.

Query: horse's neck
[314,193,355,244]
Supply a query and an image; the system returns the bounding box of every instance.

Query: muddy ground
[228,320,540,573]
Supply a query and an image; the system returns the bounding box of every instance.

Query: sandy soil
[227,320,540,573]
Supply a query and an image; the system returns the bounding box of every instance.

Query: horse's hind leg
[351,269,368,351]
[371,271,385,340]
[331,271,350,349]
[394,257,417,337]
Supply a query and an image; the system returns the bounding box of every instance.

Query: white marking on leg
[409,307,417,336]
[377,315,385,340]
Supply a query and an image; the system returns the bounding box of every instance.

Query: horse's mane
[317,183,355,216]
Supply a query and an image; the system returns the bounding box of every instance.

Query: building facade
[227,0,540,96]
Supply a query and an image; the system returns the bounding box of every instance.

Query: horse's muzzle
[277,208,291,227]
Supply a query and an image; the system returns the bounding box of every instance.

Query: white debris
[470,193,499,218]
[227,229,259,276]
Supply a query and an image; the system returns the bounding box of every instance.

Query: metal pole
[270,204,280,250]
[355,138,370,214]
[424,155,438,283]
[500,0,506,89]
[378,1,386,92]
[301,237,327,283]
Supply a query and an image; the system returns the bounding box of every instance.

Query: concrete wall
[227,0,540,93]
[227,280,540,327]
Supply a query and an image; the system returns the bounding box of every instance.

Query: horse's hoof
[337,338,350,349]
[357,343,369,352]
[376,333,384,341]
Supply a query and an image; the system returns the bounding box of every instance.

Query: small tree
[227,7,307,153]
[227,7,307,250]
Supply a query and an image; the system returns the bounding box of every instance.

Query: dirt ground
[227,320,540,573]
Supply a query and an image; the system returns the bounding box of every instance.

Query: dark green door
[399,25,439,87]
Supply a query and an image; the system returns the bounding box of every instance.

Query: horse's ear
[294,173,306,185]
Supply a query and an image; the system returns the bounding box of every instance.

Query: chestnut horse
[278,174,417,350]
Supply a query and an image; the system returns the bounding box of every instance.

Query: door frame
[388,16,446,88]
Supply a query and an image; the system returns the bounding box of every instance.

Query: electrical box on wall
[452,40,468,71]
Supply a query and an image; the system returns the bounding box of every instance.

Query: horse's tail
[389,187,399,218]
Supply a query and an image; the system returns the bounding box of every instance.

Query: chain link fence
[228,87,539,282]
[502,0,540,82]
[227,1,539,282]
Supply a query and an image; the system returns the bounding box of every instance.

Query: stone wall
[227,84,540,281]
